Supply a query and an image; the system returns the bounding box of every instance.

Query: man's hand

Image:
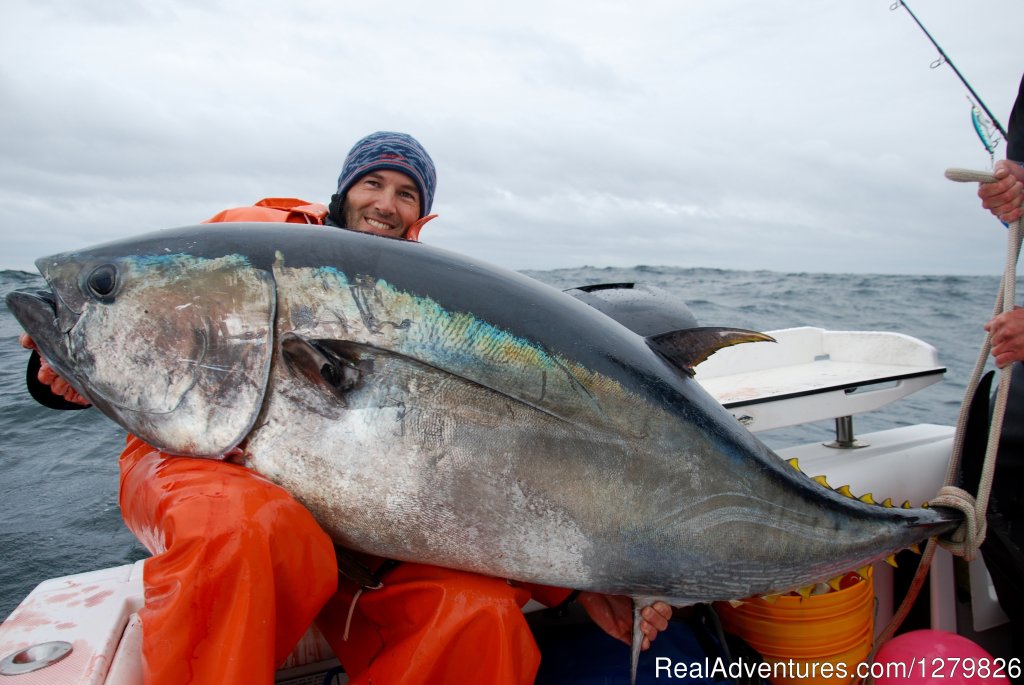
[577,592,672,651]
[19,333,91,406]
[985,307,1024,368]
[978,160,1024,224]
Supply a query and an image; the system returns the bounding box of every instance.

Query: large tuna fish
[7,223,959,671]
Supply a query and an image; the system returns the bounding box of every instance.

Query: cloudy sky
[1,0,1021,275]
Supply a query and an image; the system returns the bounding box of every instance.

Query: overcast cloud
[1,0,1021,275]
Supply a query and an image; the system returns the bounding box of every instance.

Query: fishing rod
[891,0,1007,156]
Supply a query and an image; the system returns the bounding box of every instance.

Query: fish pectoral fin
[280,332,367,403]
[647,327,776,375]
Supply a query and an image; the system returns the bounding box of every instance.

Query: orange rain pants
[120,437,569,685]
[119,436,337,684]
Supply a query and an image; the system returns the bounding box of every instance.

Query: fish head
[6,244,275,456]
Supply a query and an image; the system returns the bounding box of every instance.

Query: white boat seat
[695,327,946,432]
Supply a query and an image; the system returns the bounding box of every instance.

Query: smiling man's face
[342,169,422,238]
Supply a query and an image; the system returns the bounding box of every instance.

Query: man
[23,131,671,684]
[974,76,1024,668]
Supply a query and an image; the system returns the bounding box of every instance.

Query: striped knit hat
[336,131,437,217]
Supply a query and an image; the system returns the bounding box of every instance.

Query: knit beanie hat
[336,131,437,217]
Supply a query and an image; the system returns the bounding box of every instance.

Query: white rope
[342,588,363,642]
[869,168,1021,660]
[937,167,1022,558]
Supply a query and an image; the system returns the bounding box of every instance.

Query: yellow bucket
[714,569,873,685]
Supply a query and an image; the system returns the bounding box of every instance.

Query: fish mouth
[6,288,92,410]
[7,287,58,320]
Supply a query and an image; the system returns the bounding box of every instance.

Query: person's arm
[978,159,1024,223]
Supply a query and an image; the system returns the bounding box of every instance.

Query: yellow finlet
[786,457,801,472]
[858,493,876,505]
[812,474,830,488]
[908,543,921,555]
[884,554,899,568]
[881,497,894,508]
[836,484,854,498]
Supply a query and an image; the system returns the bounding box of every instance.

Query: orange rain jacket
[119,199,570,685]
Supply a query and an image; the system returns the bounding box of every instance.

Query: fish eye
[87,264,118,299]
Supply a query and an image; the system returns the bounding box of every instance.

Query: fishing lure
[971,100,999,166]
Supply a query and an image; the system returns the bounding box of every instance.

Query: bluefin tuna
[7,223,960,676]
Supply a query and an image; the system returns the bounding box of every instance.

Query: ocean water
[0,265,1013,621]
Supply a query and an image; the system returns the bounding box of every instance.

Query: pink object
[873,629,1012,684]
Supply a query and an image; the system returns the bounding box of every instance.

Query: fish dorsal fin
[565,282,700,336]
[280,333,369,404]
[647,327,775,376]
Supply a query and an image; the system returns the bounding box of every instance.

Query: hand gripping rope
[868,168,1021,665]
